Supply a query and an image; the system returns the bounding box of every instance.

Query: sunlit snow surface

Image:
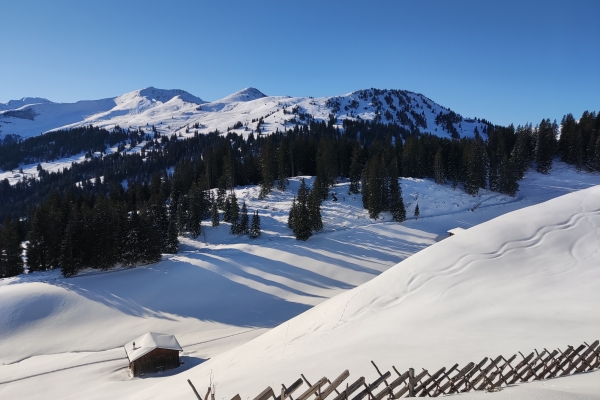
[0,164,599,399]
[0,86,485,143]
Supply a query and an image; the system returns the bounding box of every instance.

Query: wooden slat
[421,374,448,397]
[562,342,598,376]
[231,395,241,400]
[505,352,534,384]
[332,377,365,400]
[436,362,474,395]
[521,351,552,382]
[413,369,428,384]
[373,371,408,400]
[576,349,600,373]
[297,378,327,400]
[533,350,559,380]
[318,370,350,400]
[470,356,501,390]
[453,359,486,393]
[414,367,445,396]
[489,354,517,386]
[592,350,600,368]
[188,379,202,400]
[473,356,502,391]
[371,361,389,387]
[540,346,574,380]
[254,387,275,400]
[548,345,585,379]
[431,364,458,397]
[351,371,390,400]
[276,379,304,400]
[394,368,428,398]
[393,385,408,398]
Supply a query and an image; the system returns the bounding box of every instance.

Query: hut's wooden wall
[130,348,180,376]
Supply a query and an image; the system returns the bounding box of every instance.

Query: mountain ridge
[0,86,487,141]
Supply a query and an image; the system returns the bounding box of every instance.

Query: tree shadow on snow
[54,261,311,328]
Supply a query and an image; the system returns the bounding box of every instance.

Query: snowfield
[0,165,599,399]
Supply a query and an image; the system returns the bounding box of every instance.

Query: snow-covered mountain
[0,87,486,140]
[0,87,204,139]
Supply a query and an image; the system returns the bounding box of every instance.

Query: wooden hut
[124,332,182,377]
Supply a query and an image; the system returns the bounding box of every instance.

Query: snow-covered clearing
[0,163,598,399]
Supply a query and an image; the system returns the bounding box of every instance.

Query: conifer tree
[1,218,24,277]
[211,202,220,227]
[277,137,289,191]
[414,203,420,220]
[176,195,189,234]
[239,202,249,235]
[223,195,232,222]
[389,179,406,223]
[512,125,533,179]
[27,205,51,272]
[164,217,179,254]
[594,136,600,172]
[60,208,80,277]
[498,154,519,196]
[249,211,261,238]
[434,147,445,184]
[188,185,203,238]
[123,210,141,267]
[289,179,313,240]
[259,137,275,198]
[535,119,557,174]
[288,197,297,229]
[229,193,240,234]
[348,143,362,194]
[216,187,226,209]
[308,188,323,232]
[138,208,162,263]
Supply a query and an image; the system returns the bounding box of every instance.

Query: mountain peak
[117,87,205,105]
[0,97,53,111]
[217,87,267,103]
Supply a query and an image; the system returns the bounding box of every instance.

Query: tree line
[1,108,598,278]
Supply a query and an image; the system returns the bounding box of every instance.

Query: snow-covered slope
[0,167,598,399]
[0,87,485,141]
[0,87,204,139]
[134,184,600,399]
[0,97,53,111]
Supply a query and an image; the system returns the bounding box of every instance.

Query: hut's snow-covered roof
[124,332,182,363]
[447,227,466,236]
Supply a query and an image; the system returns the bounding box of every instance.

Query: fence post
[408,368,415,397]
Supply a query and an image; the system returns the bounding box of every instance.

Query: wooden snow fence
[187,340,600,399]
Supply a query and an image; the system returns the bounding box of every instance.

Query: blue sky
[1,0,598,126]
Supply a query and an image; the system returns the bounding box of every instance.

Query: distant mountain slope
[0,87,486,141]
[0,97,53,111]
[134,183,600,400]
[0,88,204,139]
